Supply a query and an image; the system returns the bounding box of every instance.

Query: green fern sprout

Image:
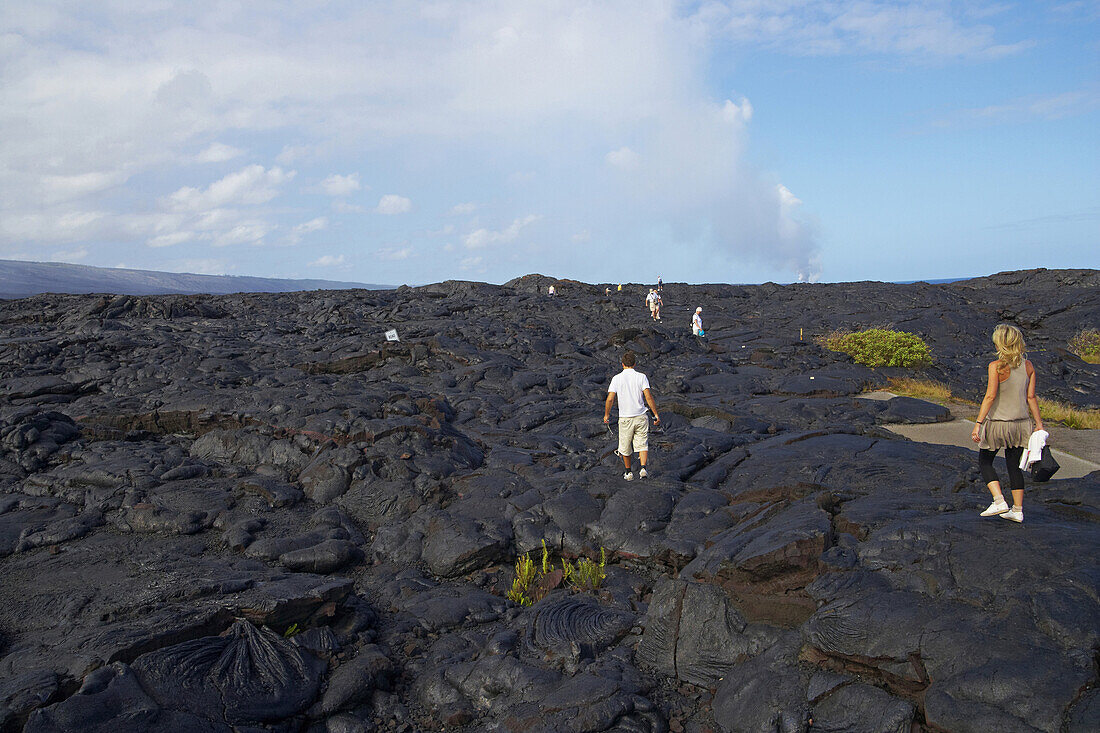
[283,623,301,638]
[561,547,607,591]
[541,539,551,576]
[507,552,537,606]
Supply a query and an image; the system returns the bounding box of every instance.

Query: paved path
[860,391,1100,480]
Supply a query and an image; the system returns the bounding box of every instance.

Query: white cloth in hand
[1020,430,1049,470]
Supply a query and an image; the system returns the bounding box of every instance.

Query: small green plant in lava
[561,547,607,592]
[506,540,607,606]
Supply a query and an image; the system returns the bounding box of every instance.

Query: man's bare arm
[604,392,616,423]
[643,388,660,423]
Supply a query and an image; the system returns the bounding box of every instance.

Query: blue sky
[1,1,1096,285]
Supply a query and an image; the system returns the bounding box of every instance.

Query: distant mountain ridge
[0,259,391,299]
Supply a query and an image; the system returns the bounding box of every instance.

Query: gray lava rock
[131,620,326,725]
[318,644,393,715]
[280,539,361,574]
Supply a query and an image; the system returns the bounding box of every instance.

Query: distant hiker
[692,307,703,336]
[604,350,660,481]
[605,287,611,297]
[617,283,623,292]
[972,324,1043,523]
[646,289,659,320]
[548,285,556,296]
[657,275,663,291]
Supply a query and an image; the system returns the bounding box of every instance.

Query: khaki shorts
[618,414,649,455]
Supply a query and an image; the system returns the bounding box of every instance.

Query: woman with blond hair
[971,324,1043,523]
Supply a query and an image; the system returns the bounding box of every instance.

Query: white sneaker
[638,468,648,478]
[1001,507,1024,523]
[980,498,1009,517]
[623,471,634,481]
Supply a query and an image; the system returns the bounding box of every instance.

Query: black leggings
[979,447,1025,490]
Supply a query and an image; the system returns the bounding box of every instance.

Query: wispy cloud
[376,194,412,215]
[50,247,88,263]
[377,244,413,260]
[317,173,362,197]
[148,232,194,248]
[294,217,328,235]
[928,90,1100,129]
[196,143,244,163]
[606,147,641,170]
[463,215,540,249]
[699,1,1032,59]
[166,165,295,212]
[310,254,346,267]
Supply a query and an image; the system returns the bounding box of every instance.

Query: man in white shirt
[646,290,658,320]
[603,351,660,480]
[692,307,703,336]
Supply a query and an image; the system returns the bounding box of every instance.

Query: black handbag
[1030,446,1060,482]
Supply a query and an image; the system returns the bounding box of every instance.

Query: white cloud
[572,230,591,243]
[177,259,229,275]
[606,147,641,170]
[166,165,295,212]
[463,214,539,249]
[310,254,346,267]
[50,247,88,262]
[722,97,753,124]
[148,231,195,248]
[332,200,365,213]
[212,222,271,247]
[196,143,243,163]
[318,173,362,197]
[703,1,1031,58]
[376,245,412,260]
[376,194,412,215]
[294,216,328,234]
[0,0,859,278]
[460,255,484,271]
[449,202,477,215]
[929,89,1100,129]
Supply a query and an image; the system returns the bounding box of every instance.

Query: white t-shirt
[692,312,702,331]
[608,368,650,418]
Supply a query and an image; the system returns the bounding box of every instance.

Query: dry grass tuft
[816,329,851,351]
[887,377,953,402]
[1038,399,1100,430]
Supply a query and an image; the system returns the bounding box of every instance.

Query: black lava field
[1,268,1097,733]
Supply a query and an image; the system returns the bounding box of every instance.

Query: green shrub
[1069,329,1100,364]
[826,328,932,368]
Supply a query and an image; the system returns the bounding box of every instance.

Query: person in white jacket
[971,324,1044,523]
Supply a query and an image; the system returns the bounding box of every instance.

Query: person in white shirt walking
[603,351,660,480]
[692,307,703,336]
